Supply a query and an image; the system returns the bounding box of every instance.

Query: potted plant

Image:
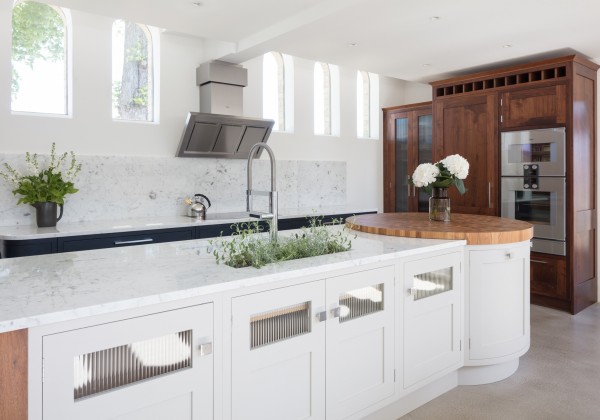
[411,154,469,221]
[0,143,82,227]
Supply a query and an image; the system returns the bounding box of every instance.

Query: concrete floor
[402,303,600,420]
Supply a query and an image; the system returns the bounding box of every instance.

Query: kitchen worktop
[0,206,376,240]
[0,227,462,333]
[347,212,533,245]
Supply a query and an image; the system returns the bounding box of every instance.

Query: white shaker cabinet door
[403,252,462,389]
[325,265,395,420]
[43,304,214,420]
[231,281,326,420]
[468,242,530,361]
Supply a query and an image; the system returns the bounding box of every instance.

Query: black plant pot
[32,202,63,228]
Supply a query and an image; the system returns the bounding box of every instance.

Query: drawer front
[0,238,58,258]
[530,252,568,299]
[59,228,193,252]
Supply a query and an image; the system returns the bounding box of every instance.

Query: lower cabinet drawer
[530,252,568,300]
[58,228,193,252]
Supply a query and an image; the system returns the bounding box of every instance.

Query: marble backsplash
[0,154,346,226]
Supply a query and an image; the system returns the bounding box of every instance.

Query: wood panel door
[383,102,432,213]
[500,84,567,129]
[434,93,498,216]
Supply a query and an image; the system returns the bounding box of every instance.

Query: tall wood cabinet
[433,93,498,215]
[384,55,596,314]
[429,55,597,314]
[382,102,432,213]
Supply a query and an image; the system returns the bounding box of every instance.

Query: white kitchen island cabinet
[41,304,214,420]
[230,265,395,420]
[403,251,463,390]
[460,240,531,385]
[0,220,531,420]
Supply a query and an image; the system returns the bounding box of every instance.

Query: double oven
[500,128,566,255]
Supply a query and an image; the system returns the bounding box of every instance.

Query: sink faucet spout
[247,143,278,242]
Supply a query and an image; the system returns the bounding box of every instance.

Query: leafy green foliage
[0,143,82,206]
[13,168,78,205]
[11,1,65,97]
[209,218,355,269]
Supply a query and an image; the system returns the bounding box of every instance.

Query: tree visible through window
[112,20,153,121]
[11,0,67,114]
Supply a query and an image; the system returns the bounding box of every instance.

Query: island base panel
[457,359,520,385]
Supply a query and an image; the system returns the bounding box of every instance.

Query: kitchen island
[347,212,534,388]
[0,214,531,420]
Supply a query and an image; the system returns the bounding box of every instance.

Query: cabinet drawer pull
[316,311,327,322]
[330,307,341,318]
[488,182,492,208]
[199,342,213,356]
[114,238,154,245]
[531,259,548,264]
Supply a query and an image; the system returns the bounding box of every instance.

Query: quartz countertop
[0,227,463,333]
[0,206,376,240]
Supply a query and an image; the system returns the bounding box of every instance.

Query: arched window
[263,52,293,132]
[11,1,69,115]
[112,20,154,122]
[357,71,379,139]
[314,62,339,136]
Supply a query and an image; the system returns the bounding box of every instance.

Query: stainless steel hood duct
[176,61,274,159]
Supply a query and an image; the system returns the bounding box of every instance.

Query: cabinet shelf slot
[250,301,311,349]
[474,81,484,90]
[530,71,542,82]
[484,79,494,89]
[73,330,193,400]
[543,68,556,80]
[495,77,506,87]
[518,73,530,83]
[464,83,473,92]
[557,66,567,77]
[507,75,518,85]
[339,284,384,323]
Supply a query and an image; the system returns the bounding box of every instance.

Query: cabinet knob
[198,342,213,357]
[505,252,513,259]
[316,311,327,322]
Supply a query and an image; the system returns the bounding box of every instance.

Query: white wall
[0,2,429,222]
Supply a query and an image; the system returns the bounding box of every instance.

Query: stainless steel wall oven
[500,127,567,255]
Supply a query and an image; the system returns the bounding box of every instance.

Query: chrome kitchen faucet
[246,143,278,242]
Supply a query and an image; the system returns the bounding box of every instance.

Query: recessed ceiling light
[348,42,358,47]
[192,2,203,6]
[430,16,441,21]
[422,63,431,67]
[503,44,512,48]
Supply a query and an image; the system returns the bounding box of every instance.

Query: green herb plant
[0,143,82,205]
[209,217,356,269]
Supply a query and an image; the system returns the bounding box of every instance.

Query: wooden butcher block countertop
[346,213,533,245]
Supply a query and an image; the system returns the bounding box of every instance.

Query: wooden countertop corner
[346,213,533,245]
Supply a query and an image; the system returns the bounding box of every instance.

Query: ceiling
[41,0,600,82]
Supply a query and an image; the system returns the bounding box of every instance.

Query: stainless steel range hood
[176,61,274,159]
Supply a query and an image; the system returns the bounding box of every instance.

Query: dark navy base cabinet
[0,212,375,258]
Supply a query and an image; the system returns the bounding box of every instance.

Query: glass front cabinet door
[383,102,433,213]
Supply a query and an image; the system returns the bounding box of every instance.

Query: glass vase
[429,187,451,222]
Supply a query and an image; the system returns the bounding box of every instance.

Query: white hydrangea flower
[441,154,469,179]
[412,163,440,187]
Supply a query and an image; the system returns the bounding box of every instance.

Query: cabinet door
[383,104,432,213]
[403,252,462,389]
[530,251,568,300]
[231,282,326,420]
[325,266,395,420]
[500,84,567,129]
[43,304,214,420]
[469,245,530,360]
[434,94,498,215]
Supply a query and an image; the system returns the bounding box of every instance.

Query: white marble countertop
[0,227,464,333]
[0,206,376,240]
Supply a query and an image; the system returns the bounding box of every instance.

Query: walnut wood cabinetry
[429,55,597,314]
[382,102,432,213]
[433,93,498,215]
